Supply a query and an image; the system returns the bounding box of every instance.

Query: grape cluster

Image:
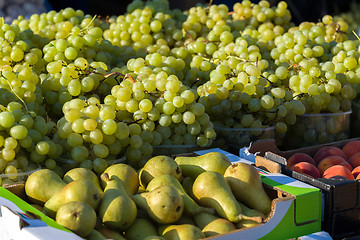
[0,0,360,181]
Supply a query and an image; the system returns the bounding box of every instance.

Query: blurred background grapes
[2,0,360,25]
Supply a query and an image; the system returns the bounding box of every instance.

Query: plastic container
[152,144,202,157]
[350,101,360,138]
[213,125,275,154]
[56,156,126,173]
[283,111,351,150]
[0,164,41,186]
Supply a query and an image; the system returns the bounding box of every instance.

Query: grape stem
[1,72,29,114]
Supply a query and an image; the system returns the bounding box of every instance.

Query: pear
[98,173,137,230]
[30,204,43,212]
[193,212,236,237]
[146,174,214,216]
[235,202,265,229]
[25,169,66,204]
[63,168,103,194]
[87,229,107,240]
[192,171,262,223]
[174,214,196,225]
[43,179,102,219]
[55,201,97,238]
[202,218,237,237]
[101,163,139,195]
[123,218,158,240]
[224,162,272,216]
[96,226,126,240]
[174,152,231,179]
[158,224,205,240]
[144,236,166,240]
[181,176,196,199]
[131,185,184,224]
[139,155,182,188]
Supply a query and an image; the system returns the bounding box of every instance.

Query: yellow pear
[131,185,184,224]
[25,169,66,205]
[55,201,97,238]
[192,171,262,223]
[101,163,139,195]
[193,212,236,237]
[159,224,205,240]
[63,167,103,195]
[96,226,126,240]
[146,174,214,216]
[224,163,272,216]
[123,218,158,240]
[174,152,231,179]
[139,155,182,188]
[43,179,102,219]
[98,173,137,230]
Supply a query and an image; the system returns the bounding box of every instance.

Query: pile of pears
[24,152,273,240]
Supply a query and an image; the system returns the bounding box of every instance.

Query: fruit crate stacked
[241,138,360,239]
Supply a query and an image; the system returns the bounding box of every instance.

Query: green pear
[96,226,126,240]
[202,218,236,237]
[139,155,182,188]
[101,163,139,195]
[86,229,107,240]
[146,174,214,216]
[193,212,236,237]
[174,152,231,179]
[63,168,103,195]
[98,173,137,230]
[43,179,102,219]
[159,224,205,240]
[144,236,166,240]
[181,176,196,200]
[55,201,97,238]
[235,202,266,229]
[174,214,196,225]
[224,162,272,216]
[131,185,184,224]
[25,169,66,204]
[236,219,262,229]
[192,171,262,223]
[123,218,158,240]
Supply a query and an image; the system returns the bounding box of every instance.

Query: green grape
[92,158,108,174]
[102,119,117,135]
[0,112,15,128]
[9,125,28,140]
[35,141,50,155]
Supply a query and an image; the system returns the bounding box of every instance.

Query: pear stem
[100,172,111,183]
[240,214,263,223]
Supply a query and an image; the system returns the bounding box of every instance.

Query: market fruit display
[1,0,360,183]
[286,139,360,180]
[22,153,273,239]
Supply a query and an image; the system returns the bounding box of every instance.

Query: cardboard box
[0,183,82,240]
[240,139,360,239]
[193,148,322,240]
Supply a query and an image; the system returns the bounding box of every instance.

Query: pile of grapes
[0,0,359,184]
